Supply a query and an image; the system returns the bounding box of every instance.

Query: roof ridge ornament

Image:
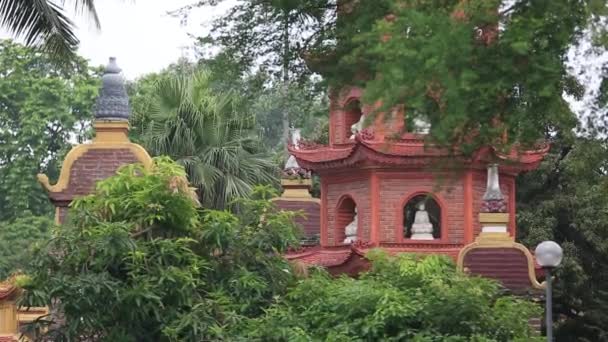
[284,128,311,179]
[94,57,130,121]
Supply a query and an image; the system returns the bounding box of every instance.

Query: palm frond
[139,69,279,209]
[0,0,100,60]
[72,0,100,29]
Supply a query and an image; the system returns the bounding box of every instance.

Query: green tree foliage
[0,40,98,280]
[309,0,606,152]
[0,215,53,279]
[177,0,332,83]
[173,0,332,146]
[20,157,301,341]
[517,136,608,341]
[252,82,328,150]
[132,70,278,210]
[233,251,542,341]
[0,0,99,61]
[0,39,99,221]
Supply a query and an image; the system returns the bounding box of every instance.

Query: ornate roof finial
[481,164,506,213]
[284,128,311,179]
[94,57,130,121]
[290,127,301,150]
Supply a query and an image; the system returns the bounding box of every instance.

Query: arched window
[344,100,363,140]
[403,194,441,240]
[336,196,357,243]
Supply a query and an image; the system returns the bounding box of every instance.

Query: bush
[20,157,300,341]
[233,251,542,342]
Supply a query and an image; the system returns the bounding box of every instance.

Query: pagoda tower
[273,129,321,246]
[285,2,549,289]
[37,57,153,224]
[287,87,547,253]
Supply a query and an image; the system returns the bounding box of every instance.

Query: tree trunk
[281,11,290,154]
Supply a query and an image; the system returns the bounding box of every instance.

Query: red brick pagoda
[283,85,548,291]
[281,1,550,293]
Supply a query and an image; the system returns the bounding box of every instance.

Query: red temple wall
[274,200,321,239]
[320,169,517,247]
[377,172,465,244]
[324,172,372,245]
[329,87,363,146]
[328,87,405,146]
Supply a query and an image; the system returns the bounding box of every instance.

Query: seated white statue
[410,203,434,240]
[343,209,358,243]
[349,114,365,140]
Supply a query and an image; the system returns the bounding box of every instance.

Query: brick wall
[66,149,139,197]
[274,200,321,239]
[325,176,371,245]
[329,87,363,146]
[49,148,141,223]
[378,173,465,244]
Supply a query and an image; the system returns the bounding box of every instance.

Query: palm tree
[0,0,99,60]
[137,70,279,210]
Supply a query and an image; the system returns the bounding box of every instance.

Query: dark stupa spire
[94,57,130,120]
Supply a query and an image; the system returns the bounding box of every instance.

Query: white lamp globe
[535,241,563,268]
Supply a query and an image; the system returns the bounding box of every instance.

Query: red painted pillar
[370,171,381,245]
[320,176,329,246]
[508,177,516,237]
[463,170,474,243]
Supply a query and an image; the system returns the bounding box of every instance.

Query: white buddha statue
[410,203,434,240]
[343,208,358,243]
[349,114,365,140]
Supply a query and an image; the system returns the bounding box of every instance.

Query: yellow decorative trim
[38,120,152,194]
[1,277,48,339]
[54,207,61,225]
[271,197,321,204]
[273,178,320,203]
[281,179,312,187]
[93,121,130,143]
[17,307,48,322]
[475,232,514,245]
[0,299,18,336]
[479,213,509,224]
[457,232,545,289]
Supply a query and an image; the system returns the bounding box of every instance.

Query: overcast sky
[0,0,233,79]
[68,0,235,79]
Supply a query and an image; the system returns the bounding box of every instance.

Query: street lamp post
[535,241,564,342]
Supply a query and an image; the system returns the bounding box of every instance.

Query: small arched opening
[336,196,357,243]
[344,99,363,141]
[403,194,441,240]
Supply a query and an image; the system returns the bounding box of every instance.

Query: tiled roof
[286,244,542,292]
[289,137,548,173]
[288,144,355,163]
[286,243,463,267]
[0,283,16,300]
[286,245,354,267]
